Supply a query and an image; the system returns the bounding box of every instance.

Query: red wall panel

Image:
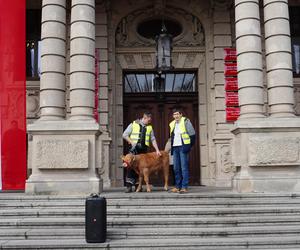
[0,0,26,190]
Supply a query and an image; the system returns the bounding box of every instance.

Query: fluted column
[40,0,66,120]
[263,0,295,117]
[235,0,265,118]
[69,0,95,120]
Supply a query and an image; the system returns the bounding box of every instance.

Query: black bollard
[85,193,107,243]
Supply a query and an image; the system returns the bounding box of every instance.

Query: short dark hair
[143,111,152,117]
[172,108,182,114]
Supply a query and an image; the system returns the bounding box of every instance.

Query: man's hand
[156,150,162,156]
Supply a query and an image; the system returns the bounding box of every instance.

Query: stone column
[235,0,265,118]
[40,0,66,120]
[69,0,95,120]
[263,0,295,117]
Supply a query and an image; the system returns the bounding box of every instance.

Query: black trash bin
[85,193,107,243]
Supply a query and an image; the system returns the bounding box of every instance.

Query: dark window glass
[26,9,41,78]
[137,19,182,39]
[124,72,197,93]
[290,7,300,76]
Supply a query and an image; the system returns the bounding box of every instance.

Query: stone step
[1,236,300,249]
[1,192,300,249]
[1,206,300,218]
[1,191,300,201]
[3,198,300,209]
[1,225,300,240]
[1,215,300,229]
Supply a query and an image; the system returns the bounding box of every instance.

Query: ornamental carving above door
[116,6,205,48]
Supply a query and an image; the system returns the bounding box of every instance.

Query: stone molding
[115,5,205,47]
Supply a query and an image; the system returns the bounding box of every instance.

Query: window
[26,9,41,79]
[290,6,300,76]
[124,72,197,93]
[137,19,182,40]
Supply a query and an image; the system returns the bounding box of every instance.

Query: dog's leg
[163,165,169,191]
[136,174,143,192]
[143,168,151,192]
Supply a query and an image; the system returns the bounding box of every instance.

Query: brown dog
[122,151,169,192]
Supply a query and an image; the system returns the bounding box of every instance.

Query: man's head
[141,111,152,125]
[172,108,183,122]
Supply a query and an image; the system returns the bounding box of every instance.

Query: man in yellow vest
[169,108,195,193]
[123,111,161,193]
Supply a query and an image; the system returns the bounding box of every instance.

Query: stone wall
[25,0,300,188]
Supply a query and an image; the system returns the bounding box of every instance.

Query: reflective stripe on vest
[130,121,153,146]
[169,117,191,145]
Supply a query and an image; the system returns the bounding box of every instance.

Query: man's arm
[122,123,134,145]
[185,119,196,146]
[151,130,161,156]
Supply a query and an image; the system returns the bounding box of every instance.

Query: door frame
[113,48,209,187]
[123,90,200,185]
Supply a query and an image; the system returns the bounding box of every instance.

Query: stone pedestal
[26,120,103,195]
[232,118,300,192]
[214,135,236,187]
[96,131,112,188]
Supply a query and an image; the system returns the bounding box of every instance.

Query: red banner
[226,107,240,122]
[225,91,239,106]
[224,48,239,122]
[94,49,99,122]
[0,0,26,190]
[225,77,238,91]
[224,48,237,61]
[224,62,237,77]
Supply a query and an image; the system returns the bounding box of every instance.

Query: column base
[232,117,300,193]
[27,120,103,195]
[233,166,300,193]
[26,177,102,195]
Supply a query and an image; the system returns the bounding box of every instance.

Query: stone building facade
[26,0,300,194]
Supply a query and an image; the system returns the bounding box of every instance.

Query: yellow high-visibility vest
[169,117,191,145]
[130,121,153,146]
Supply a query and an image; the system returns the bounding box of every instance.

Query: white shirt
[173,122,182,146]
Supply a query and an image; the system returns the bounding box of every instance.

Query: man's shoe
[125,185,132,193]
[170,187,180,193]
[180,188,188,193]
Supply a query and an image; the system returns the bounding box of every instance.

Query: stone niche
[232,117,300,193]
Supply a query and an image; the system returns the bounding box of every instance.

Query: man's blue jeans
[173,146,189,189]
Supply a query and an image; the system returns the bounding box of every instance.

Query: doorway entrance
[123,71,200,186]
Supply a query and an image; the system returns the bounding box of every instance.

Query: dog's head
[121,153,135,168]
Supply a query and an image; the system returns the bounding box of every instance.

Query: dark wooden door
[123,93,200,186]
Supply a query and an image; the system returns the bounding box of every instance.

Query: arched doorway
[111,4,209,188]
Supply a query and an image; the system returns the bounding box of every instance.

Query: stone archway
[108,3,210,187]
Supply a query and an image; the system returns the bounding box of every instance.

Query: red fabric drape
[0,0,26,190]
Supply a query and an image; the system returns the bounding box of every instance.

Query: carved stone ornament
[115,5,205,48]
[220,144,236,173]
[26,90,40,118]
[210,0,233,10]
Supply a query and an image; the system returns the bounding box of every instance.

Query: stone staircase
[1,187,300,249]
